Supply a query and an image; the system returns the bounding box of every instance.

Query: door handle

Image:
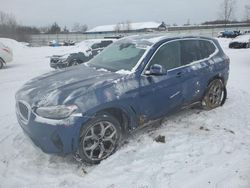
[176,72,182,78]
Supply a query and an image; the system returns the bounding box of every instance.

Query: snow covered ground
[0,38,250,188]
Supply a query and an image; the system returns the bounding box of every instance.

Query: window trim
[142,38,219,76]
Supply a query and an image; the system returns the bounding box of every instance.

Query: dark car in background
[229,34,250,48]
[50,39,115,69]
[16,35,229,164]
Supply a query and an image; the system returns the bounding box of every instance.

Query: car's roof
[121,34,214,47]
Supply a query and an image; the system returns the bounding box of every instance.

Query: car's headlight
[60,58,68,64]
[35,105,79,119]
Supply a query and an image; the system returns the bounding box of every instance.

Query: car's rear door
[179,39,217,104]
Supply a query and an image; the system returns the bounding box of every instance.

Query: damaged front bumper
[16,107,88,154]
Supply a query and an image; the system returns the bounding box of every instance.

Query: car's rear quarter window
[181,39,216,65]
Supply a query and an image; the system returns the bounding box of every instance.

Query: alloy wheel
[203,79,224,109]
[81,121,118,161]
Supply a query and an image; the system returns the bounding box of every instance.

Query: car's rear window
[181,39,216,65]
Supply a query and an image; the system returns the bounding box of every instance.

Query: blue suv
[16,35,229,164]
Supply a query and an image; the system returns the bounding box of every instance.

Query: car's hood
[16,65,123,107]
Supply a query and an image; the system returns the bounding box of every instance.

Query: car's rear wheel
[202,79,225,110]
[0,59,4,69]
[79,113,122,164]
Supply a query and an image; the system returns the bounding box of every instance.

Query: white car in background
[0,42,13,69]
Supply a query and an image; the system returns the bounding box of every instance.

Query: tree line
[1,0,250,42]
[0,11,88,42]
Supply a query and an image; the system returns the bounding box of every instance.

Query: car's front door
[138,40,185,122]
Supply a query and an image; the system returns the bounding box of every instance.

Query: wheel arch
[0,57,5,69]
[201,75,225,100]
[208,75,225,85]
[0,57,5,63]
[94,107,131,134]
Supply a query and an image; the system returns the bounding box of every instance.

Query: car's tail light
[3,48,11,54]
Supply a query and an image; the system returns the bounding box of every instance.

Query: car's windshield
[88,39,148,72]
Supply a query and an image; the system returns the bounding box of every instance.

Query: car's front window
[88,39,147,72]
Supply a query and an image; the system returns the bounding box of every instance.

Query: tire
[69,60,80,67]
[202,79,225,110]
[0,59,4,69]
[79,113,122,164]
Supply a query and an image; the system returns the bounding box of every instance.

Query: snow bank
[0,37,250,188]
[232,34,250,43]
[87,22,161,33]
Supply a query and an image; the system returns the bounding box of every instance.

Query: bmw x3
[16,35,230,164]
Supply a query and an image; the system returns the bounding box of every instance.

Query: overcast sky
[1,0,249,29]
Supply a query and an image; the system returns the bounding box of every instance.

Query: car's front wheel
[69,60,81,67]
[202,79,226,110]
[79,113,122,164]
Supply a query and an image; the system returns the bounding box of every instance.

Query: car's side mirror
[145,64,166,76]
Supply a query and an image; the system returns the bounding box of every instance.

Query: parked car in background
[218,30,241,38]
[0,42,13,69]
[244,30,250,35]
[50,39,115,69]
[16,35,229,164]
[48,40,60,47]
[49,40,76,47]
[229,34,250,49]
[61,40,75,46]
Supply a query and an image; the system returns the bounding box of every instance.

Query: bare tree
[72,23,81,32]
[47,22,61,34]
[114,23,121,33]
[72,23,88,33]
[125,21,131,32]
[245,4,250,21]
[39,26,50,34]
[220,0,236,24]
[80,24,88,32]
[0,11,17,26]
[221,0,236,24]
[0,11,40,42]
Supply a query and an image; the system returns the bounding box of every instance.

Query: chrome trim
[141,38,219,76]
[17,100,31,125]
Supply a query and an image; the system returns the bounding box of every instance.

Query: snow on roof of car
[232,34,250,43]
[0,38,26,50]
[122,34,211,46]
[57,39,116,55]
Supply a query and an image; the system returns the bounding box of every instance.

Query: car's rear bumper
[2,52,13,63]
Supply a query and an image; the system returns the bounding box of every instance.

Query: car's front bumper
[16,102,89,154]
[50,60,68,69]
